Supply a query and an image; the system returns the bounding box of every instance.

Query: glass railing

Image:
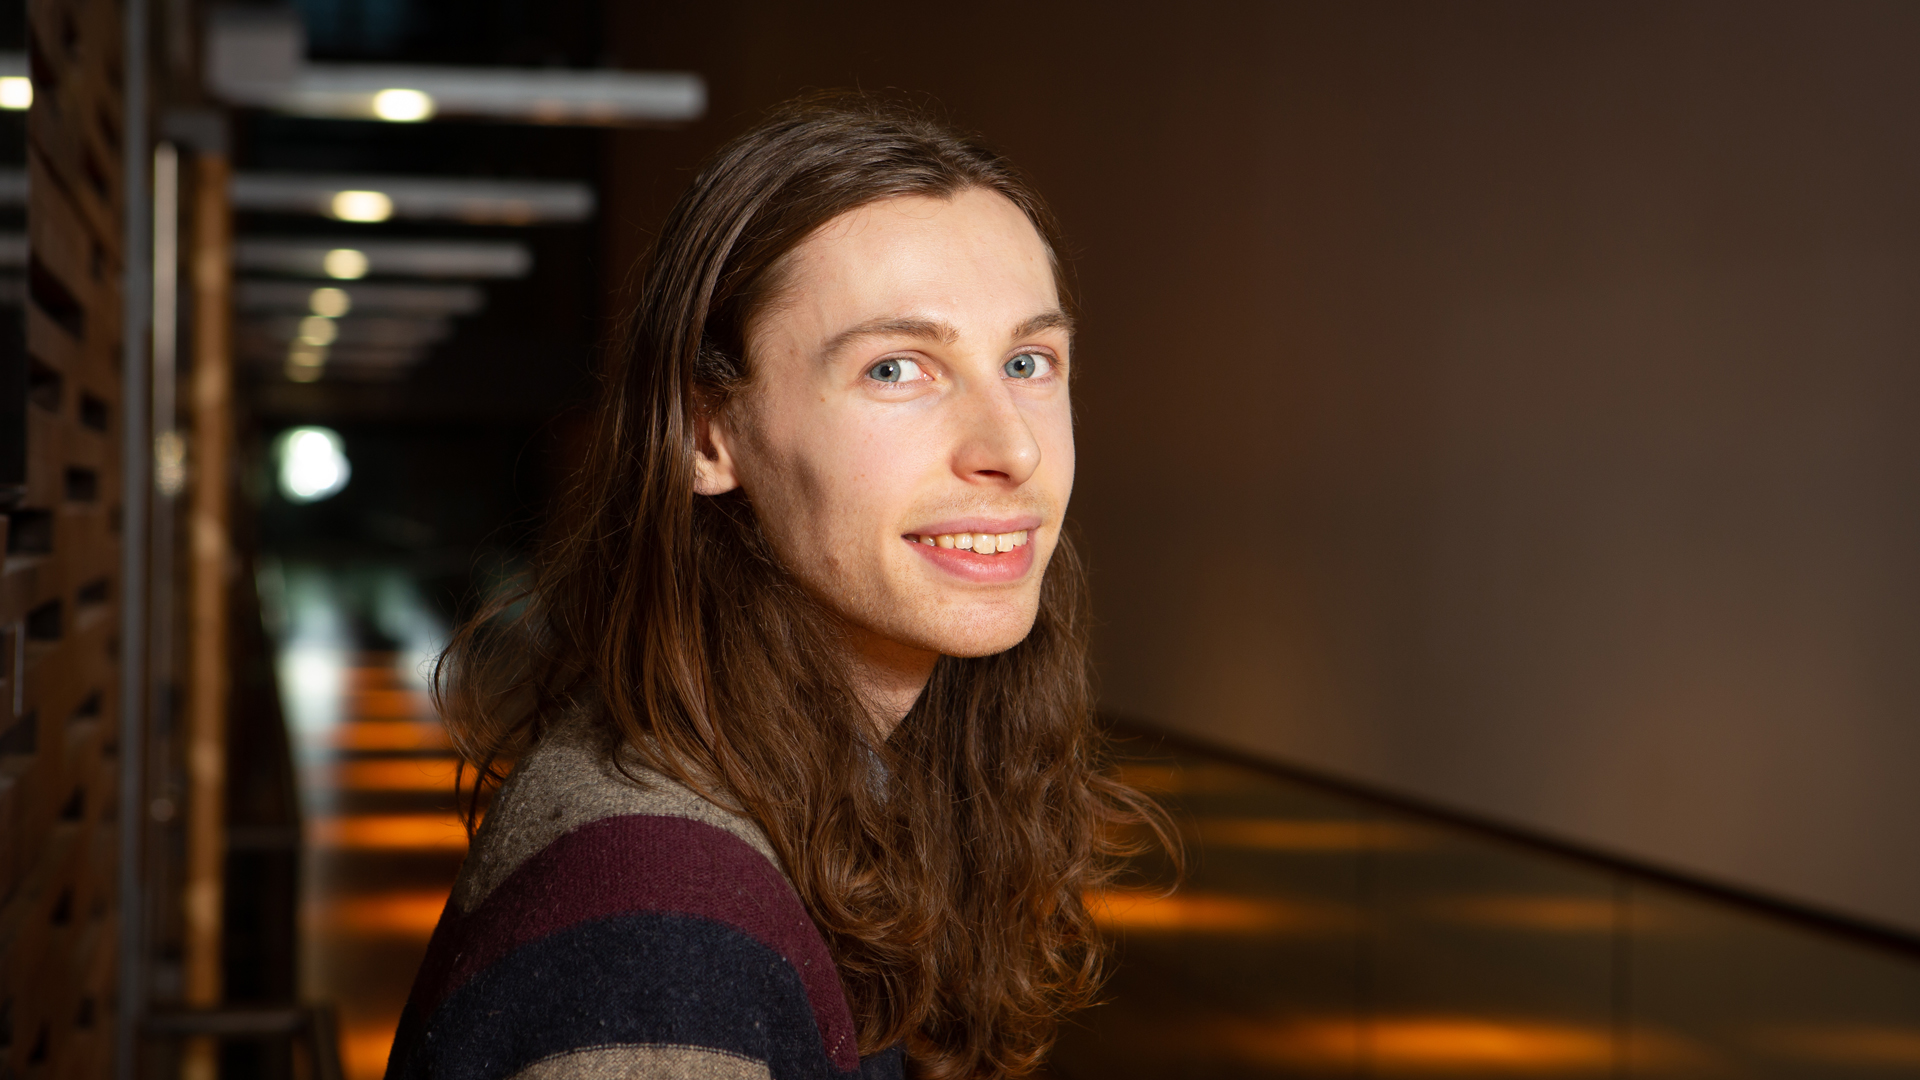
[1047,730,1920,1078]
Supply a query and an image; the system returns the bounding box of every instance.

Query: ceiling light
[323,248,369,279]
[330,190,393,222]
[372,88,434,122]
[0,77,31,110]
[276,426,350,500]
[153,431,186,497]
[285,343,327,383]
[297,315,339,345]
[308,287,352,318]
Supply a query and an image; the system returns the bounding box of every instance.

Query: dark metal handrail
[141,1004,343,1080]
[1107,716,1920,959]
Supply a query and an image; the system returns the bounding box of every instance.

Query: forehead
[767,188,1060,333]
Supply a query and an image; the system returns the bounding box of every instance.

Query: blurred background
[5,0,1919,1077]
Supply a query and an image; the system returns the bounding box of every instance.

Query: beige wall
[603,1,1920,933]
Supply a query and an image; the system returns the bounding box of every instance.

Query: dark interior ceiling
[236,0,610,425]
[234,112,603,423]
[232,0,617,611]
[292,0,604,66]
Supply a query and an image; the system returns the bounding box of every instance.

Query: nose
[950,378,1041,486]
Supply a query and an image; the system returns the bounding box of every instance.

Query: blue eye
[1004,352,1050,379]
[867,357,923,383]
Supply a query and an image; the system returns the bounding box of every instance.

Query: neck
[845,627,939,738]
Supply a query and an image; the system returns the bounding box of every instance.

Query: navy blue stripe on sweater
[403,813,857,1066]
[387,911,902,1080]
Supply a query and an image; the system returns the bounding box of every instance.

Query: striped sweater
[385,718,904,1080]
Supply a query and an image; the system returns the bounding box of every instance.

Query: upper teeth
[907,530,1030,554]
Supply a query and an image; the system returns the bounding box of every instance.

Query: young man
[387,99,1163,1080]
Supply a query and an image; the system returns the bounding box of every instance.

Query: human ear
[692,401,741,496]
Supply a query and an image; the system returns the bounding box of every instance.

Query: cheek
[826,411,948,536]
[750,404,923,543]
[836,420,897,493]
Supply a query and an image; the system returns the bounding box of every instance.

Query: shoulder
[388,716,872,1080]
[452,713,780,913]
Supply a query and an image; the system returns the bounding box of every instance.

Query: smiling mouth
[904,529,1031,555]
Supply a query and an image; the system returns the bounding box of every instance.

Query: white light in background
[0,77,31,110]
[286,343,326,382]
[309,287,352,317]
[329,189,393,222]
[323,248,369,279]
[277,426,351,502]
[298,314,339,345]
[372,88,434,122]
[285,364,322,383]
[153,431,187,496]
[280,641,347,740]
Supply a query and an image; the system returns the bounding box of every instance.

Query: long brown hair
[436,95,1169,1079]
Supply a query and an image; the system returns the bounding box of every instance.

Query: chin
[917,602,1043,659]
[940,637,1029,659]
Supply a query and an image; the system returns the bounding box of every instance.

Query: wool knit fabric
[384,717,905,1080]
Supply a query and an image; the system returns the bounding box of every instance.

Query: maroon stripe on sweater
[410,815,858,1072]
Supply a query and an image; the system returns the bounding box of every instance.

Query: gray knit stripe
[452,712,781,914]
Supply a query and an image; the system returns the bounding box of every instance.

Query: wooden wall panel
[3,0,125,1073]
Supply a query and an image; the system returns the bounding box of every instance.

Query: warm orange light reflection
[346,662,410,690]
[1108,762,1251,795]
[311,813,469,851]
[1367,1019,1611,1070]
[1765,1025,1920,1065]
[1219,1016,1613,1072]
[313,889,450,937]
[343,1022,400,1080]
[1086,888,1338,934]
[329,720,453,752]
[350,687,435,720]
[1194,817,1421,852]
[316,757,463,792]
[1428,895,1618,933]
[286,629,453,1080]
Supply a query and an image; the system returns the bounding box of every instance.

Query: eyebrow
[820,308,1076,362]
[1012,309,1075,341]
[822,317,960,361]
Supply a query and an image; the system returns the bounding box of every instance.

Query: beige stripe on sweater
[508,1043,771,1080]
[451,712,780,915]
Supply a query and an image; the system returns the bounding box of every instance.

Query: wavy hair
[435,96,1170,1079]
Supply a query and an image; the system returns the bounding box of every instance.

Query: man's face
[697,188,1074,661]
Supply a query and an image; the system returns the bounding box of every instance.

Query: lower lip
[906,536,1036,583]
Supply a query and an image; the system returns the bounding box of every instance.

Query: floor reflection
[265,560,461,1080]
[1761,1026,1920,1068]
[1088,888,1350,935]
[1048,746,1920,1079]
[1213,1015,1616,1073]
